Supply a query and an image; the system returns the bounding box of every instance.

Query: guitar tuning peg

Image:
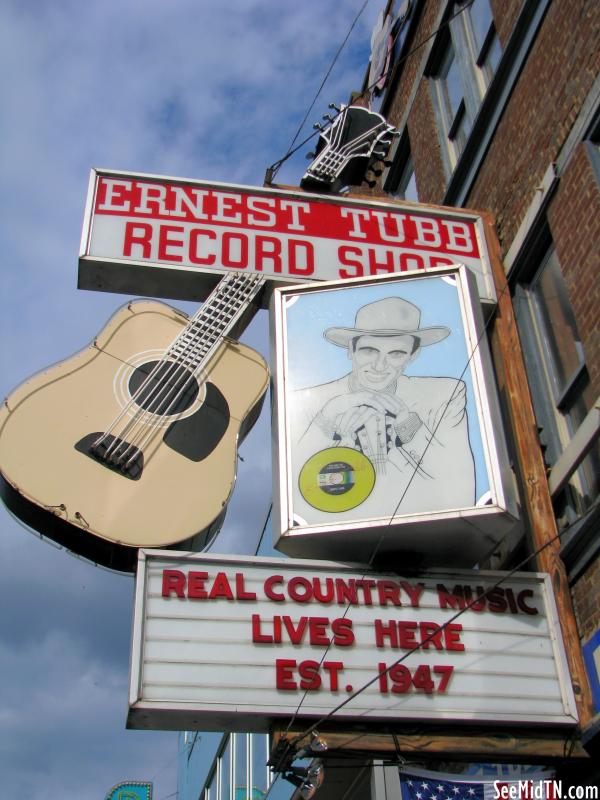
[372,150,387,159]
[306,152,316,159]
[379,139,392,147]
[313,122,324,131]
[328,103,341,112]
[322,114,335,123]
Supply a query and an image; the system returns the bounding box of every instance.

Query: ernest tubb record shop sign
[79,168,496,304]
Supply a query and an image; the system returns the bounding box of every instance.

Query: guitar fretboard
[168,272,265,372]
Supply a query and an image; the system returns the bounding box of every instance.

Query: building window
[515,246,599,526]
[429,0,501,172]
[384,132,418,201]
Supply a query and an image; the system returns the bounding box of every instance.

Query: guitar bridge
[75,433,144,480]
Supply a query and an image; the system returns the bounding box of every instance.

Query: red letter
[299,660,321,690]
[123,222,152,258]
[332,618,355,647]
[158,224,184,262]
[397,621,418,649]
[419,621,443,650]
[162,569,185,598]
[255,236,282,273]
[187,571,208,599]
[221,232,248,268]
[287,239,314,276]
[252,614,272,643]
[444,623,465,651]
[276,659,297,690]
[338,245,364,279]
[235,572,256,601]
[517,589,538,615]
[374,619,398,648]
[189,228,216,265]
[264,575,285,601]
[308,617,330,646]
[368,247,395,275]
[323,661,344,691]
[208,571,234,600]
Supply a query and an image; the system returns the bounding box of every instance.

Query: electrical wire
[358,0,476,105]
[268,0,371,183]
[285,504,594,748]
[268,267,590,770]
[274,270,513,756]
[265,0,476,182]
[254,502,273,556]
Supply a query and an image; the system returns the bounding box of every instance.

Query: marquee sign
[79,169,497,304]
[270,267,519,566]
[127,551,577,732]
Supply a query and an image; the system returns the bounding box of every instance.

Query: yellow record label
[299,447,375,512]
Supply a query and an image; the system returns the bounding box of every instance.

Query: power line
[358,0,476,104]
[286,504,592,748]
[265,0,476,183]
[254,502,273,556]
[273,270,513,756]
[267,0,371,184]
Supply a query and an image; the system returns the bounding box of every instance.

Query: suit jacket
[290,372,475,524]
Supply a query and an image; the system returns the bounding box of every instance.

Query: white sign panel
[79,169,497,304]
[128,551,577,732]
[270,267,519,565]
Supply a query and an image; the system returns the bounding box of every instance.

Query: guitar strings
[126,274,265,461]
[119,275,263,466]
[111,280,241,458]
[93,282,228,458]
[95,273,264,470]
[101,273,253,464]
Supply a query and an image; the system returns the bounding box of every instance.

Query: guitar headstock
[300,104,399,193]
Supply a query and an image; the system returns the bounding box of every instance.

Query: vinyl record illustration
[299,447,375,512]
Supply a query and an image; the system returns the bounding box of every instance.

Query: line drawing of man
[290,295,476,523]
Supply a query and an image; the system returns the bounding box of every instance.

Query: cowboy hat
[324,297,450,347]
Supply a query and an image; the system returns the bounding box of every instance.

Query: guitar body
[0,299,269,571]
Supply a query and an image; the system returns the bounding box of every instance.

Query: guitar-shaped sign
[0,272,268,571]
[300,104,398,193]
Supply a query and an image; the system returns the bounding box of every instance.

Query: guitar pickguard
[164,381,230,461]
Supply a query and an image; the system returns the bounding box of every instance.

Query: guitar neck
[168,272,265,371]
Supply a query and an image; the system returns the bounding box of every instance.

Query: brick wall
[370,0,600,665]
[572,557,600,641]
[467,0,600,253]
[548,143,600,397]
[489,0,525,48]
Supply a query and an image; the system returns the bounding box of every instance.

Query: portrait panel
[270,268,520,566]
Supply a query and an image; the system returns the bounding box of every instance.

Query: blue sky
[0,1,379,797]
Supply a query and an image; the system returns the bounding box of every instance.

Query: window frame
[514,243,598,526]
[384,130,418,201]
[428,0,501,174]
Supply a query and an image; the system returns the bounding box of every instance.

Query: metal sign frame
[270,266,520,566]
[127,551,578,732]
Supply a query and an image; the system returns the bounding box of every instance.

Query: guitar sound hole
[129,360,199,417]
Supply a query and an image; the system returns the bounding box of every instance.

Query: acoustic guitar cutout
[0,272,268,571]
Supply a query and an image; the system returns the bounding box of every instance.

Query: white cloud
[0,0,380,796]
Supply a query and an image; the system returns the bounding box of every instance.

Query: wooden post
[482,212,594,731]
